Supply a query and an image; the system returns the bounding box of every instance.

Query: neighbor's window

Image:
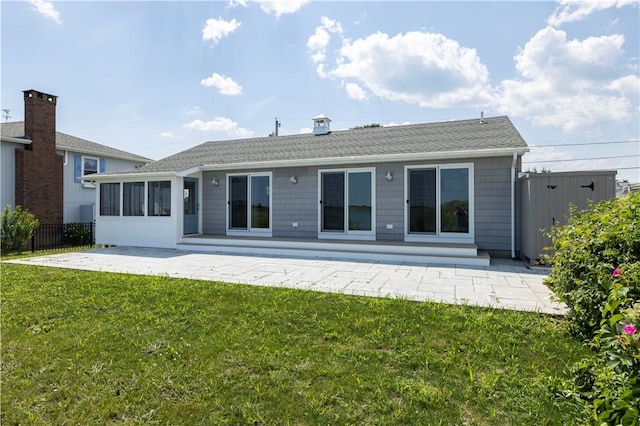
[100,183,120,216]
[123,182,145,216]
[148,181,171,216]
[83,156,99,176]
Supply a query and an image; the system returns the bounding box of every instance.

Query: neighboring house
[616,180,640,197]
[89,114,529,265]
[0,89,153,224]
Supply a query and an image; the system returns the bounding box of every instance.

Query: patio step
[177,237,491,267]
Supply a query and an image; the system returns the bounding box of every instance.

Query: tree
[350,123,382,130]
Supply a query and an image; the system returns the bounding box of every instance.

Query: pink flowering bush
[545,191,640,340]
[545,192,640,424]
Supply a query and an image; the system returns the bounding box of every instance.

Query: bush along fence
[30,222,95,252]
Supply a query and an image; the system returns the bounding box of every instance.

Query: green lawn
[2,263,587,425]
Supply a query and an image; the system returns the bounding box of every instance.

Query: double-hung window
[83,156,98,176]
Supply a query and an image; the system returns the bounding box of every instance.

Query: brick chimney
[15,90,63,224]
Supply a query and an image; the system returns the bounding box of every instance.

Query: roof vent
[479,111,485,124]
[312,114,331,136]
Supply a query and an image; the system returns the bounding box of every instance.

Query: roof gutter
[1,136,32,145]
[83,171,176,182]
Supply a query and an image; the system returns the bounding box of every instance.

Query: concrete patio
[5,246,566,315]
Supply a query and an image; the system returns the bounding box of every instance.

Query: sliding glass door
[406,164,472,241]
[228,173,271,234]
[320,168,374,238]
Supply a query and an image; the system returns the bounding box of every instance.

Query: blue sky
[2,0,639,182]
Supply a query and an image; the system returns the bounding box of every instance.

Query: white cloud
[496,26,635,131]
[307,17,343,64]
[299,127,312,134]
[183,117,253,138]
[327,30,493,108]
[344,82,368,101]
[200,73,243,95]
[184,106,202,116]
[160,132,176,139]
[385,121,412,127]
[202,17,241,46]
[548,0,637,27]
[26,0,62,24]
[606,75,640,97]
[254,0,309,17]
[230,0,308,17]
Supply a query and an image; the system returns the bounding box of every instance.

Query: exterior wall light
[385,171,393,181]
[290,175,297,184]
[212,178,219,186]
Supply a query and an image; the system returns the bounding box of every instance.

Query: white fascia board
[176,166,202,177]
[197,147,530,172]
[1,136,31,145]
[83,171,176,182]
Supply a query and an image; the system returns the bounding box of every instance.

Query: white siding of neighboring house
[1,141,24,211]
[62,151,148,223]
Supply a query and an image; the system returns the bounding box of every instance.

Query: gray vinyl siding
[199,156,519,253]
[63,152,147,223]
[272,167,319,238]
[376,163,405,241]
[474,156,516,254]
[202,171,226,235]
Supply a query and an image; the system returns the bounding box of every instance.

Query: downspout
[63,150,68,166]
[511,151,517,259]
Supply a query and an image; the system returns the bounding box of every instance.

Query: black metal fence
[31,222,95,252]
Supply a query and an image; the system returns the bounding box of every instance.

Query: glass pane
[183,181,196,215]
[348,172,371,231]
[251,175,270,229]
[408,169,436,234]
[441,168,469,233]
[148,181,171,216]
[84,157,98,175]
[123,182,144,216]
[100,183,120,216]
[229,176,248,229]
[322,172,345,232]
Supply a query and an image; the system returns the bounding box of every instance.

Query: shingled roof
[0,121,153,163]
[111,115,526,177]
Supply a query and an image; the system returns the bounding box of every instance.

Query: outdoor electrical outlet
[292,222,298,228]
[386,224,393,230]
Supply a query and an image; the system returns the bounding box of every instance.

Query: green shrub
[1,205,39,254]
[63,223,92,246]
[544,192,640,341]
[545,192,640,424]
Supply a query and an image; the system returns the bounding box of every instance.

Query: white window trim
[404,163,474,244]
[226,172,273,237]
[317,167,376,241]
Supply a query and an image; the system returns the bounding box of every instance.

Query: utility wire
[523,154,640,163]
[529,140,639,148]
